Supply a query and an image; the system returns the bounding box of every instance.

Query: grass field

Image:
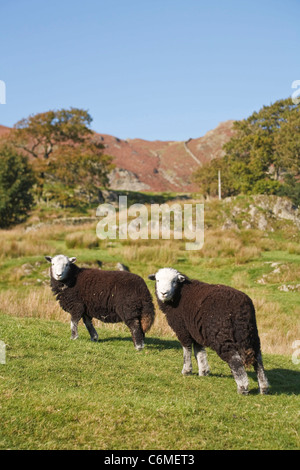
[0,194,299,449]
[0,315,299,450]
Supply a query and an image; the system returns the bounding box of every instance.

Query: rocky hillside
[100,120,235,192]
[0,121,235,192]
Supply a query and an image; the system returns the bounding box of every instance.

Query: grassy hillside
[0,193,299,449]
[0,314,299,450]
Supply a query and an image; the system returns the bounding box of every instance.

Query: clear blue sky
[1,0,299,141]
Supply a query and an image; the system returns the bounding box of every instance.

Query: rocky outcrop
[222,195,300,231]
[108,168,150,191]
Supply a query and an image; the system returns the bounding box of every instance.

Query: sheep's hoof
[71,336,78,340]
[237,387,249,395]
[91,337,99,342]
[260,387,269,395]
[182,369,193,376]
[199,369,210,376]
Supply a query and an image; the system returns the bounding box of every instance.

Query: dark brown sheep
[45,254,155,350]
[149,268,269,394]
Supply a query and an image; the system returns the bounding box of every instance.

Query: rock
[242,220,253,229]
[22,263,33,275]
[116,262,130,272]
[249,205,259,219]
[108,168,150,191]
[98,189,119,205]
[257,276,267,285]
[278,284,300,292]
[221,219,239,230]
[257,214,269,231]
[253,196,300,228]
[272,198,300,225]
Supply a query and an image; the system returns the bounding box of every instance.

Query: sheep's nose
[162,292,168,296]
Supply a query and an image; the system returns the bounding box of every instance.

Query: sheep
[45,254,155,350]
[148,268,269,395]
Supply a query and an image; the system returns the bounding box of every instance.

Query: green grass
[0,314,299,450]
[0,193,300,449]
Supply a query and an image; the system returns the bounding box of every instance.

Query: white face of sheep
[148,268,186,303]
[45,255,76,281]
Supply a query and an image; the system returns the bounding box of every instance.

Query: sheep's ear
[45,256,52,263]
[148,274,156,281]
[69,257,77,263]
[178,274,186,283]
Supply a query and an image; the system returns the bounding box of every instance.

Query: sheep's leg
[70,319,79,340]
[182,345,193,375]
[193,342,210,376]
[126,318,145,351]
[254,352,269,394]
[83,314,99,342]
[228,352,249,395]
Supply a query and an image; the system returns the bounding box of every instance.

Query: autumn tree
[3,108,114,204]
[10,108,93,160]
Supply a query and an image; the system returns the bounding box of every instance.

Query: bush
[0,145,36,228]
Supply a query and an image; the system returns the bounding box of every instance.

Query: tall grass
[253,297,300,355]
[0,288,65,322]
[0,198,299,356]
[0,284,298,355]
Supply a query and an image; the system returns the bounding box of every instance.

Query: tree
[1,108,115,204]
[47,141,114,202]
[0,145,36,227]
[192,97,300,203]
[192,158,234,198]
[10,108,93,160]
[274,108,300,178]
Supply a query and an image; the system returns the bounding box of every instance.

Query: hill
[0,121,235,192]
[100,120,235,192]
[0,125,10,137]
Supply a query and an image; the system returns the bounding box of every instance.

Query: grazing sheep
[45,254,155,350]
[148,268,269,395]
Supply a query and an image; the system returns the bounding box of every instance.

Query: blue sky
[0,0,299,140]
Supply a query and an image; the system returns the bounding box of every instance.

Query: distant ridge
[0,121,235,192]
[97,120,235,192]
